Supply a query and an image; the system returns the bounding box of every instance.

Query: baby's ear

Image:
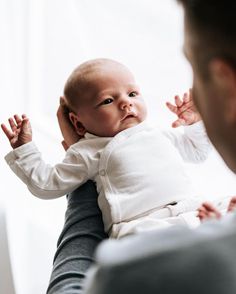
[69,112,86,136]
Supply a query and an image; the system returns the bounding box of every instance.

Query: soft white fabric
[5,121,211,238]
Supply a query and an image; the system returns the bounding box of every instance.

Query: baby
[1,58,211,238]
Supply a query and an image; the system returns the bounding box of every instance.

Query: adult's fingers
[59,96,70,114]
[61,140,69,151]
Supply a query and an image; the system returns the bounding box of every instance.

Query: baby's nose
[120,98,133,110]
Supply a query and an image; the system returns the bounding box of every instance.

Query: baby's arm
[163,120,211,162]
[1,114,32,149]
[4,142,89,199]
[2,114,89,199]
[163,90,211,162]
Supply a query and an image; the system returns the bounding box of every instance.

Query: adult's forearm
[47,181,108,294]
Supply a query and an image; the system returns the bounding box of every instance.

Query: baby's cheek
[140,104,148,118]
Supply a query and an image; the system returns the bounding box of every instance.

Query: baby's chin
[114,120,143,135]
[92,119,144,137]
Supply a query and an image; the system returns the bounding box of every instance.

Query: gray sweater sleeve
[46,180,108,294]
[84,212,236,294]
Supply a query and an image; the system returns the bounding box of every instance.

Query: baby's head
[64,58,147,137]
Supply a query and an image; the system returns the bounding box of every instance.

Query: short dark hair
[177,0,236,70]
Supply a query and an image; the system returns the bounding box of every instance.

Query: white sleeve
[162,121,212,163]
[4,141,89,199]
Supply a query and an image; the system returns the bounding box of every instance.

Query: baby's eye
[102,98,113,105]
[129,91,138,97]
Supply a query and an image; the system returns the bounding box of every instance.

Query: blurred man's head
[178,0,236,172]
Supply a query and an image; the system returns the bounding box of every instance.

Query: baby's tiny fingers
[227,196,236,212]
[8,117,18,132]
[166,102,178,114]
[183,92,190,103]
[21,118,32,133]
[172,118,186,128]
[14,114,23,125]
[175,95,183,107]
[1,123,14,140]
[197,210,207,220]
[202,202,216,212]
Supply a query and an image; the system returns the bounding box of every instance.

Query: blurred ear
[209,59,236,124]
[209,59,236,87]
[69,112,86,136]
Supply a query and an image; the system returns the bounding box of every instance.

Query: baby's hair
[64,58,128,113]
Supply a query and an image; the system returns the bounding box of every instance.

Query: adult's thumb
[61,140,69,151]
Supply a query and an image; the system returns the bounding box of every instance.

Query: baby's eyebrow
[127,83,140,90]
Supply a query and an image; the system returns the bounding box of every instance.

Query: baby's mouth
[121,112,137,121]
[125,114,134,119]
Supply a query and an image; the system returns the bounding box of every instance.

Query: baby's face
[75,64,147,137]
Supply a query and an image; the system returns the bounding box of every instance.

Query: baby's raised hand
[166,89,201,128]
[1,114,32,149]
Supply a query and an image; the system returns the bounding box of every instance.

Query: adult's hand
[57,97,81,150]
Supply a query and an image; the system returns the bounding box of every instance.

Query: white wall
[1,1,236,293]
